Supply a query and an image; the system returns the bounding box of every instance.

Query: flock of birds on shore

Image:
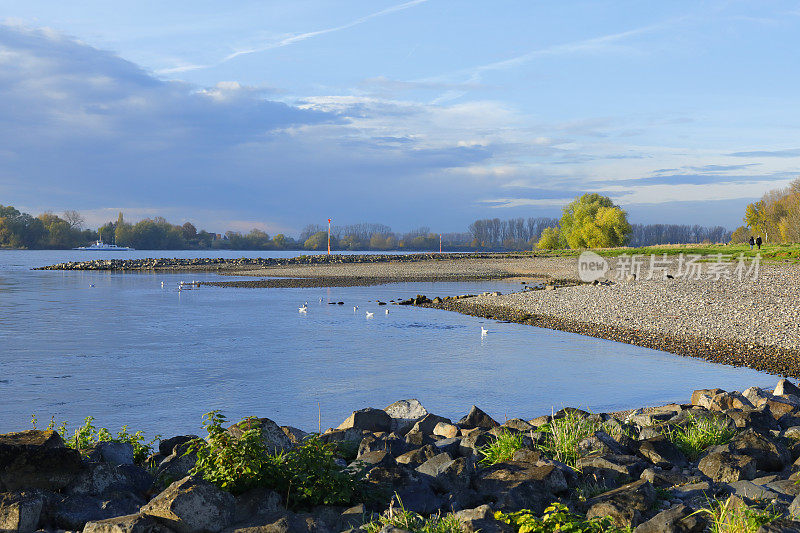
[297,298,490,336]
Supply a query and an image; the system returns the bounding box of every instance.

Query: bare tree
[63,210,85,230]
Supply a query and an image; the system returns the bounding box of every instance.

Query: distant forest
[0,204,732,251]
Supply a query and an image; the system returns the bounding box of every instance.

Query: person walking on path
[749,236,755,250]
[756,236,763,250]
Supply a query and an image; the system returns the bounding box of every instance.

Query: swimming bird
[89,284,95,288]
[385,309,389,315]
[319,297,323,302]
[481,327,488,336]
[366,311,374,319]
[353,305,358,312]
[161,281,164,288]
[299,304,308,313]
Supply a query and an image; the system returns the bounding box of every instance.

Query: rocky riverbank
[8,380,800,532]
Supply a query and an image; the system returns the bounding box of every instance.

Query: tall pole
[439,234,442,253]
[327,218,331,255]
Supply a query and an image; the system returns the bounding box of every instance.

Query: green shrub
[31,414,159,465]
[188,411,364,509]
[478,429,525,465]
[495,503,629,533]
[663,414,735,461]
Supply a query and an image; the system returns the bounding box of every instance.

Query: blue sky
[1,1,799,234]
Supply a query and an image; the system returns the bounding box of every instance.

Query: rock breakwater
[7,380,800,532]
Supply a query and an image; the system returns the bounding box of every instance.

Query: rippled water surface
[0,249,778,437]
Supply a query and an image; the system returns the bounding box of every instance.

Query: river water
[0,249,777,439]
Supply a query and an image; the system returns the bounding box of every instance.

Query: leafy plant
[478,429,525,465]
[694,497,782,533]
[188,411,364,509]
[495,503,629,533]
[364,496,463,533]
[31,414,159,465]
[663,414,735,461]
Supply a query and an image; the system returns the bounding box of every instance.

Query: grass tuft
[534,410,624,468]
[694,497,782,533]
[663,413,735,461]
[478,429,525,465]
[363,496,463,533]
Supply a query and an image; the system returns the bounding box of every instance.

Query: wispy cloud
[158,0,429,75]
[727,148,800,158]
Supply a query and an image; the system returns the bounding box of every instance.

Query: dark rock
[66,462,152,497]
[637,436,688,469]
[280,426,309,445]
[670,481,716,503]
[758,519,800,533]
[233,486,283,523]
[403,429,433,447]
[357,434,407,459]
[228,418,293,454]
[86,441,135,466]
[458,431,492,459]
[474,462,567,512]
[141,476,235,533]
[0,491,43,533]
[584,479,656,528]
[776,379,800,398]
[724,480,784,502]
[395,445,436,468]
[578,431,631,457]
[511,449,542,463]
[553,407,590,420]
[49,492,143,531]
[727,409,780,432]
[633,503,706,533]
[698,452,757,482]
[640,468,690,487]
[454,504,513,533]
[83,513,175,533]
[337,408,392,434]
[575,454,648,484]
[501,419,533,432]
[433,437,461,456]
[728,429,791,472]
[159,436,198,457]
[410,414,452,436]
[0,430,83,491]
[156,444,197,487]
[459,406,499,430]
[356,450,396,470]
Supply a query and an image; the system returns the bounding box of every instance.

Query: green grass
[363,497,463,533]
[694,497,782,533]
[534,411,624,468]
[527,243,800,262]
[662,413,735,461]
[478,429,525,465]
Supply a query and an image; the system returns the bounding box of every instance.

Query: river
[0,249,777,439]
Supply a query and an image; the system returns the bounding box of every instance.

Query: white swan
[353,306,358,312]
[299,304,308,313]
[366,311,374,319]
[481,327,488,336]
[385,309,390,315]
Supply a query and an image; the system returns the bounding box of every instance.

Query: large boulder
[141,476,235,533]
[336,408,392,434]
[728,429,791,472]
[48,492,144,531]
[83,513,175,533]
[459,406,499,430]
[633,503,707,533]
[636,436,688,469]
[228,418,293,454]
[159,436,198,457]
[0,491,43,533]
[474,462,567,512]
[455,504,513,533]
[384,400,428,435]
[575,454,648,484]
[0,430,83,491]
[698,452,757,482]
[584,479,656,528]
[66,462,152,497]
[395,445,437,468]
[775,379,800,398]
[86,442,135,466]
[410,414,452,436]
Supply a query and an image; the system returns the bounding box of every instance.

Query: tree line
[0,202,732,250]
[731,177,800,244]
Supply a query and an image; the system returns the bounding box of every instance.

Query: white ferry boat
[73,240,135,251]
